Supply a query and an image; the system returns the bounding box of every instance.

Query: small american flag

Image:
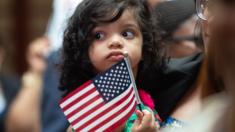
[59,59,137,132]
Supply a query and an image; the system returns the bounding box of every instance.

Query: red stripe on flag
[66,94,102,119]
[71,101,105,127]
[75,88,134,131]
[62,87,96,112]
[104,101,137,132]
[88,95,136,132]
[60,80,92,103]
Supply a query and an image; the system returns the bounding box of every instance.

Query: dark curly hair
[59,0,165,95]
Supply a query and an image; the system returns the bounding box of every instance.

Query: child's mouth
[106,52,125,61]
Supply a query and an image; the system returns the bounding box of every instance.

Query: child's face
[89,10,143,77]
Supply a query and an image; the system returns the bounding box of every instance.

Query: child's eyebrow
[122,23,140,30]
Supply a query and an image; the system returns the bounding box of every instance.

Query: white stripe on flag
[73,84,133,130]
[80,89,135,131]
[96,97,137,132]
[64,90,99,115]
[68,98,103,122]
[60,84,95,108]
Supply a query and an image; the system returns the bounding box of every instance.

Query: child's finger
[134,110,143,125]
[141,110,153,125]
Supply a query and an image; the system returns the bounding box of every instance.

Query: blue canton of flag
[93,60,131,102]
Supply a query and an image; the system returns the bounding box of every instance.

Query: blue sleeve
[41,51,69,132]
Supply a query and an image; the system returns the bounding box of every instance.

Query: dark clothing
[142,52,203,120]
[0,75,20,132]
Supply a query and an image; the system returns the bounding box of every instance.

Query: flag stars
[93,60,132,102]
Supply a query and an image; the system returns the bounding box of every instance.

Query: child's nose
[108,35,124,49]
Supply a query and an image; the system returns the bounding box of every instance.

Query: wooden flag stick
[124,51,142,111]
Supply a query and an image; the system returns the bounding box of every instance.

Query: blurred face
[148,0,165,7]
[199,0,235,48]
[166,17,201,58]
[89,10,143,77]
[203,0,235,61]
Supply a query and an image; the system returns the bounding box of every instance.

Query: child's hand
[131,109,158,132]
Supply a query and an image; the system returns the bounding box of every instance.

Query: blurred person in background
[154,0,203,58]
[41,0,83,131]
[163,0,235,131]
[6,37,49,132]
[0,36,21,132]
[6,0,83,131]
[195,0,235,131]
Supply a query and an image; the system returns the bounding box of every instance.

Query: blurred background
[0,0,52,75]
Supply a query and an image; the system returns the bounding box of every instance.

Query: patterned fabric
[161,117,185,128]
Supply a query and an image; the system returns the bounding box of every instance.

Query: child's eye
[94,32,105,40]
[122,30,135,39]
